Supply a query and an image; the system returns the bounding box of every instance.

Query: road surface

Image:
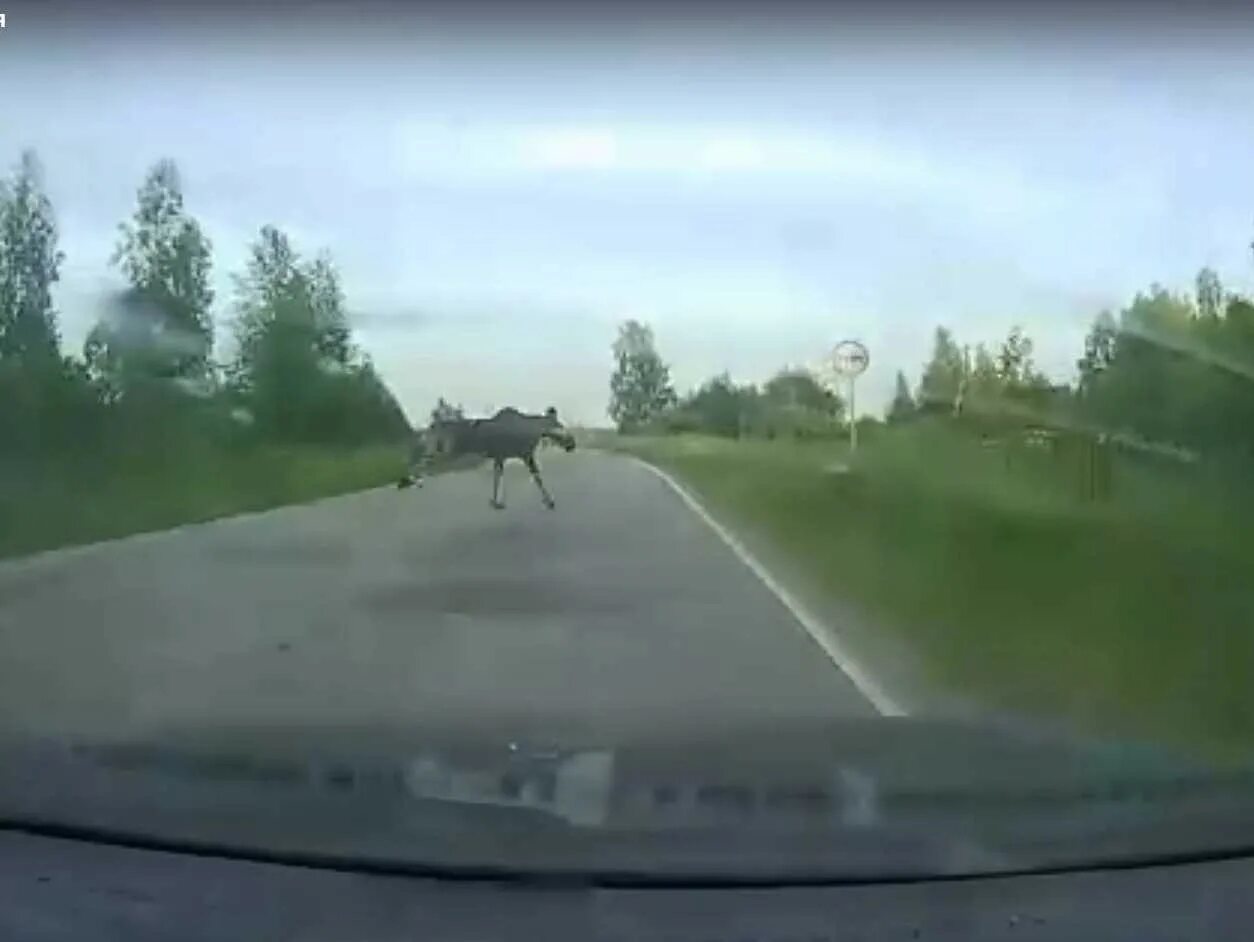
[0,451,876,752]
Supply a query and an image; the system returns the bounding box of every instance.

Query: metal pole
[848,376,857,453]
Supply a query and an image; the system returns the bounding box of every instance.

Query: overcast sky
[5,1,1254,423]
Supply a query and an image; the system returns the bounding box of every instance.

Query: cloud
[519,129,620,170]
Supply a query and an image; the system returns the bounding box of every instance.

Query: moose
[398,406,576,509]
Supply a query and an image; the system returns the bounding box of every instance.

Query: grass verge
[611,423,1254,759]
[0,443,407,560]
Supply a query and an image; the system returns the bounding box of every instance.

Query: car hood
[0,717,1250,883]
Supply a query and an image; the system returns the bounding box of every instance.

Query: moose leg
[525,454,556,509]
[490,459,506,509]
[405,456,427,488]
[398,442,427,488]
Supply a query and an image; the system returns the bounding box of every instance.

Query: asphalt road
[0,451,876,751]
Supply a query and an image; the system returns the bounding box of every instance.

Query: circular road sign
[831,340,870,379]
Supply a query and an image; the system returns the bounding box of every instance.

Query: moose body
[399,406,576,509]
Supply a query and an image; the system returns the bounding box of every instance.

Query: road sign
[832,339,870,379]
[829,340,870,452]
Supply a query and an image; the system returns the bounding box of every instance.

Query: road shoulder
[610,448,983,721]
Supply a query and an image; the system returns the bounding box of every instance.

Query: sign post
[831,340,870,453]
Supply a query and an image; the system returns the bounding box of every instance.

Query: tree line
[608,320,846,441]
[900,264,1254,466]
[0,150,410,482]
[609,249,1254,467]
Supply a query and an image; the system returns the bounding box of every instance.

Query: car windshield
[4,0,1254,881]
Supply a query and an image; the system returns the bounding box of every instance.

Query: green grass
[0,442,407,560]
[611,423,1254,759]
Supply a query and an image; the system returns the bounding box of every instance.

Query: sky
[6,1,1254,424]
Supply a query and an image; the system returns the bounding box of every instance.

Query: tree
[0,150,62,367]
[995,325,1035,387]
[970,342,1000,388]
[756,367,843,438]
[305,252,353,366]
[763,368,841,416]
[608,319,676,431]
[431,397,464,423]
[681,373,760,438]
[312,355,411,444]
[1196,267,1224,322]
[0,150,80,455]
[225,226,407,444]
[230,228,352,379]
[92,159,214,385]
[887,369,916,422]
[229,225,304,390]
[1076,286,1212,447]
[1076,310,1117,400]
[917,326,965,411]
[234,228,322,438]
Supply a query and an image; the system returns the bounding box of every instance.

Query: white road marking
[627,456,907,717]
